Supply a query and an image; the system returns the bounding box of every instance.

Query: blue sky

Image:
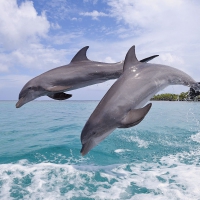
[0,0,200,100]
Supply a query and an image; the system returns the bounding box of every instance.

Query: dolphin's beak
[16,97,24,108]
[80,139,96,156]
[80,143,88,156]
[80,148,86,156]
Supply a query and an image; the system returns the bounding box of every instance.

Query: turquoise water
[0,101,200,200]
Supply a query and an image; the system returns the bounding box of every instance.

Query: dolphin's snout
[80,147,86,156]
[16,98,24,108]
[80,138,96,156]
[80,143,88,156]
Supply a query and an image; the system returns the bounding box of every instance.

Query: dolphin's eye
[28,86,36,90]
[92,131,96,135]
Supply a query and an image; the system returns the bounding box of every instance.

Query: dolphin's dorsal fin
[119,103,152,128]
[70,46,89,63]
[123,45,140,71]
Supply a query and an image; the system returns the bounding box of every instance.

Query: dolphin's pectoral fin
[70,46,90,63]
[47,93,72,100]
[140,55,159,63]
[119,103,152,128]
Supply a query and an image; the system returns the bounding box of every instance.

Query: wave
[191,132,200,143]
[1,149,200,200]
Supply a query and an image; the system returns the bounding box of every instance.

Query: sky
[0,0,200,100]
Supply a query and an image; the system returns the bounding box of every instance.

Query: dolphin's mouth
[80,138,96,156]
[80,142,90,156]
[16,97,24,108]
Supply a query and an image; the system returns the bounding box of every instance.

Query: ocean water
[0,100,200,200]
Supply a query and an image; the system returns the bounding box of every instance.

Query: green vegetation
[151,92,200,101]
[151,93,178,101]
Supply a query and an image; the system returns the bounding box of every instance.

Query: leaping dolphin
[80,45,200,156]
[16,46,158,108]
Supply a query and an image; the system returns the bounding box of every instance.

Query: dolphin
[80,45,200,156]
[16,46,158,108]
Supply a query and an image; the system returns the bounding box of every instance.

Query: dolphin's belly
[129,77,168,109]
[98,74,169,118]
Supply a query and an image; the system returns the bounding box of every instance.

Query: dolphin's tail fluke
[188,82,200,99]
[140,55,159,63]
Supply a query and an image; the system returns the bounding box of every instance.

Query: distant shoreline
[150,99,198,102]
[151,92,200,101]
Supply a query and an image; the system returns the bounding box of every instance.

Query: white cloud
[51,22,61,30]
[71,17,78,21]
[106,0,200,80]
[0,43,71,73]
[108,0,196,29]
[0,0,50,50]
[104,56,116,63]
[0,75,32,89]
[11,43,69,70]
[50,32,83,45]
[0,0,73,73]
[0,53,12,72]
[160,53,184,65]
[80,10,109,20]
[83,0,98,4]
[107,0,200,42]
[0,64,9,73]
[41,0,70,20]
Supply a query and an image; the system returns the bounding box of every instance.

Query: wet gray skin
[16,46,158,108]
[80,45,200,156]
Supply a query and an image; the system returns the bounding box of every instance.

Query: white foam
[129,136,150,148]
[0,150,200,200]
[191,132,200,143]
[114,149,132,153]
[122,135,150,148]
[118,128,150,148]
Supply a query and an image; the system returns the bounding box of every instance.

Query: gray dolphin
[16,46,158,108]
[80,45,200,156]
